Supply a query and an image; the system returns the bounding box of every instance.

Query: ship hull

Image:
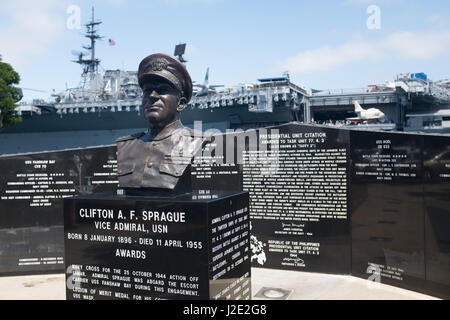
[0,104,296,155]
[2,111,148,133]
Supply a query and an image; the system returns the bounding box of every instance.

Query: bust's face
[142,78,180,128]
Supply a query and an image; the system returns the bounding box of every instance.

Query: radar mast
[72,7,103,79]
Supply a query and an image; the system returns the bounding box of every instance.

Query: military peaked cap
[138,53,193,103]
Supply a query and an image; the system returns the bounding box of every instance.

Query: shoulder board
[116,132,145,142]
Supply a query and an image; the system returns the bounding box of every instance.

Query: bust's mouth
[146,104,163,111]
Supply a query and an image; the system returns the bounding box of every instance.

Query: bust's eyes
[157,84,172,94]
[143,83,173,95]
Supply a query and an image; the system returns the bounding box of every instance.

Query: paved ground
[251,268,438,300]
[0,268,439,300]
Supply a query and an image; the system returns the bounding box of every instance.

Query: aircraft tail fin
[204,67,209,85]
[354,101,364,112]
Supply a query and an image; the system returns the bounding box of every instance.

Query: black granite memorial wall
[349,131,426,293]
[1,122,450,299]
[193,124,352,274]
[0,146,117,275]
[348,131,450,298]
[64,191,251,300]
[423,135,450,298]
[192,123,450,298]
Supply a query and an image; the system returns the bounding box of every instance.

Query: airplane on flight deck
[346,101,386,123]
[193,68,224,97]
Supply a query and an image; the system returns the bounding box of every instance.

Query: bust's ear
[177,97,187,112]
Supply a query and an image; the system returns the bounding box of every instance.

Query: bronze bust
[116,53,203,195]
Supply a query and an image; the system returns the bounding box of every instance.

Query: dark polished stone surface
[194,123,352,274]
[64,190,251,300]
[350,130,426,292]
[2,122,450,299]
[423,135,450,297]
[0,146,117,276]
[248,124,351,274]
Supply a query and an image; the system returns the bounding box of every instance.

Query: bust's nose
[148,90,160,104]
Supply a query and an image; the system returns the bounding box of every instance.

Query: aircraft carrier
[1,10,449,155]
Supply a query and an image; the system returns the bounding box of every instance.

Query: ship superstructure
[2,11,450,155]
[50,8,141,113]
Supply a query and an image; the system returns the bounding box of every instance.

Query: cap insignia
[149,58,168,72]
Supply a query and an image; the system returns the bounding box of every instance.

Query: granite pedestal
[64,190,251,300]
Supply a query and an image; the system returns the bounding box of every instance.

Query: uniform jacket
[116,120,203,190]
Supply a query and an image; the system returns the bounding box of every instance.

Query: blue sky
[1,0,449,102]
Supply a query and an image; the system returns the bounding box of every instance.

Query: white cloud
[281,41,381,73]
[279,30,450,74]
[384,31,450,59]
[0,0,67,70]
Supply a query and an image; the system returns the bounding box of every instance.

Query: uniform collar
[147,119,185,141]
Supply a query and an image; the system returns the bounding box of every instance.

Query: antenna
[174,43,187,64]
[72,6,103,78]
